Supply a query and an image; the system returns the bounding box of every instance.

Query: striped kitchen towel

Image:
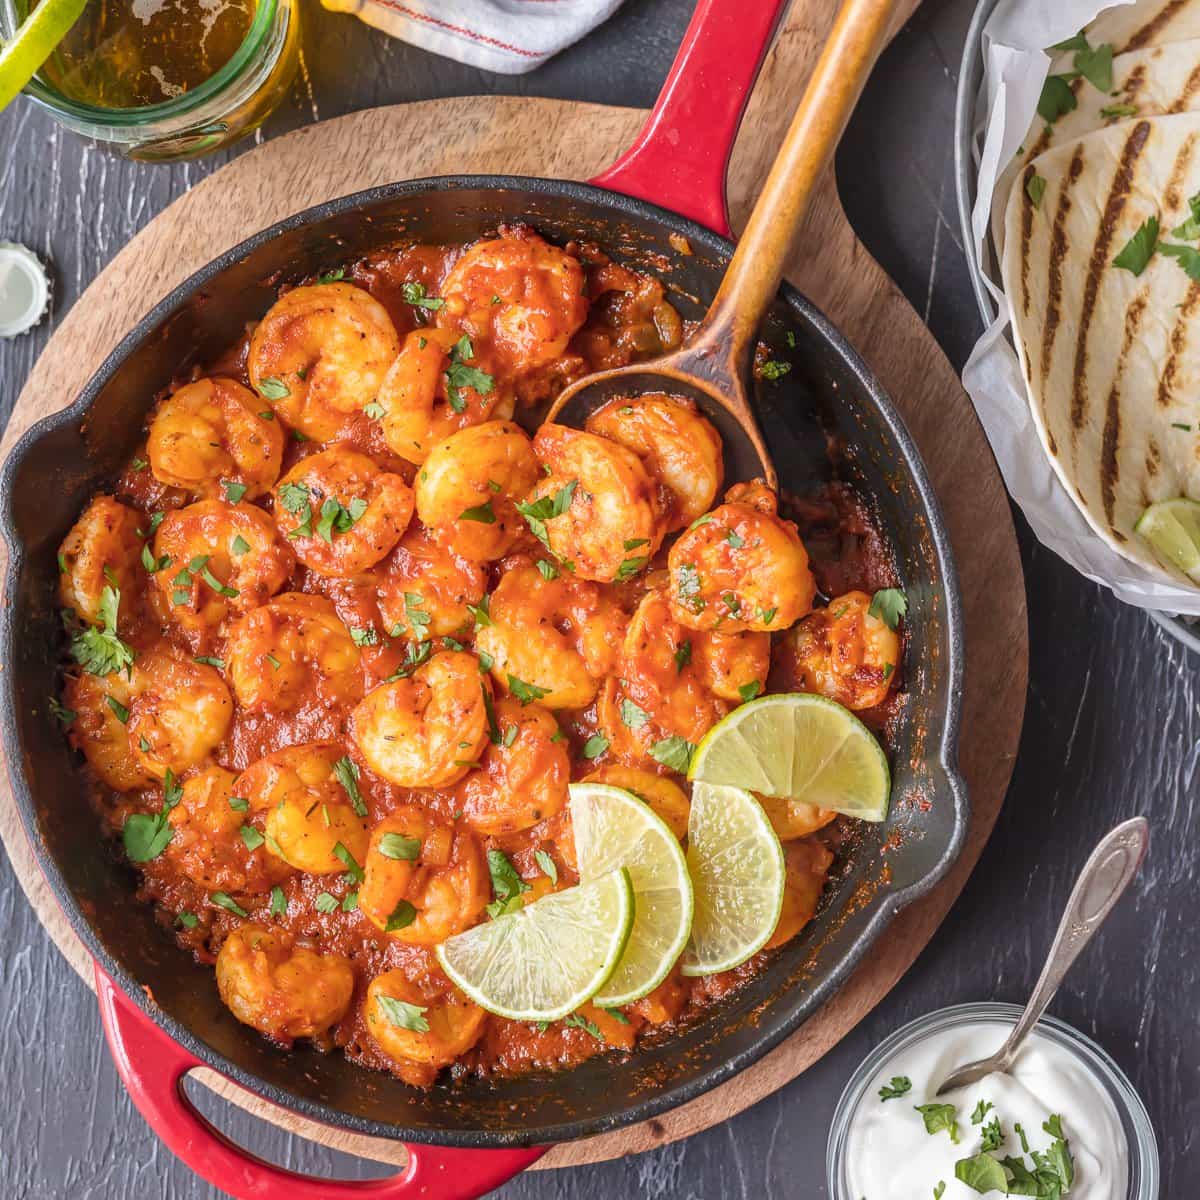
[321,0,627,74]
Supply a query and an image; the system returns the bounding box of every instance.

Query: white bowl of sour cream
[827,1003,1158,1200]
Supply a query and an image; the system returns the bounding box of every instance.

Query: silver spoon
[936,817,1149,1095]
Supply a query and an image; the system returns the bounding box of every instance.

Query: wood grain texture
[0,0,1026,1183]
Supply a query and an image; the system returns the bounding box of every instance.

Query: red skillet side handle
[95,966,545,1200]
[590,0,789,236]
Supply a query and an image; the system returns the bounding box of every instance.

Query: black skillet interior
[0,178,966,1147]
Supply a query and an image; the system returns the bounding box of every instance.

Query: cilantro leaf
[878,1075,912,1101]
[915,1102,960,1143]
[1112,216,1159,276]
[257,377,290,401]
[333,756,367,816]
[1160,241,1200,281]
[485,848,529,918]
[377,994,430,1031]
[582,733,609,759]
[869,587,908,630]
[71,585,135,677]
[1026,173,1046,209]
[534,848,558,884]
[650,735,695,773]
[507,674,550,705]
[953,1153,1009,1193]
[459,501,496,524]
[385,900,417,932]
[445,336,494,413]
[564,1013,604,1041]
[401,281,445,311]
[1037,75,1077,123]
[619,698,649,728]
[379,832,421,861]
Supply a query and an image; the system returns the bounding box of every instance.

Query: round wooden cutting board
[0,1,1028,1178]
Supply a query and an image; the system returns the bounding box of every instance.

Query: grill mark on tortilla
[1168,62,1200,112]
[1156,279,1200,409]
[1040,146,1086,384]
[1125,0,1190,51]
[1145,438,1162,479]
[1164,130,1198,212]
[1121,63,1148,112]
[1100,291,1149,531]
[1069,121,1152,431]
[1020,165,1038,315]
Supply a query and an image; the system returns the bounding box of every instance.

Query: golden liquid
[34,0,256,109]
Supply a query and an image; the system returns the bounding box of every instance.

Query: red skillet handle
[590,0,789,236]
[95,966,546,1200]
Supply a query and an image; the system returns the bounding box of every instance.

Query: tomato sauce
[61,226,901,1089]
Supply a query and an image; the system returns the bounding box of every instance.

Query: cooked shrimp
[366,970,485,1080]
[236,742,369,874]
[376,524,485,641]
[474,562,623,710]
[58,496,143,627]
[248,283,401,441]
[377,328,513,464]
[756,794,838,841]
[414,421,540,561]
[526,424,663,582]
[216,924,355,1042]
[358,806,488,943]
[272,446,413,576]
[600,590,728,763]
[226,593,363,713]
[764,838,833,950]
[456,698,568,835]
[586,393,723,530]
[63,670,153,792]
[630,971,689,1025]
[127,649,233,780]
[667,482,815,633]
[783,590,900,711]
[582,764,690,841]
[151,500,293,648]
[147,377,285,500]
[438,232,588,375]
[164,766,289,893]
[693,628,770,703]
[350,651,490,788]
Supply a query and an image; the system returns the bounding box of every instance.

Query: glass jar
[0,0,299,161]
[826,1003,1159,1200]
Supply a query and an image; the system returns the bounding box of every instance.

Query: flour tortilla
[993,39,1200,258]
[1001,112,1200,583]
[1072,0,1200,59]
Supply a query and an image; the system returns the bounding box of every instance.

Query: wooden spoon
[548,0,900,488]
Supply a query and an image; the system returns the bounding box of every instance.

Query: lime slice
[435,868,634,1021]
[681,782,785,976]
[1135,497,1200,580]
[569,782,693,1006]
[0,0,88,112]
[689,693,891,823]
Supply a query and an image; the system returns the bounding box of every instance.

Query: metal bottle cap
[0,242,49,338]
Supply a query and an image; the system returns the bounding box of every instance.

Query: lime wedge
[681,782,785,976]
[435,868,634,1021]
[1135,497,1200,581]
[569,782,693,1006]
[689,693,891,823]
[0,0,88,112]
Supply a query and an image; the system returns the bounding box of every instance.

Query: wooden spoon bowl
[547,0,900,489]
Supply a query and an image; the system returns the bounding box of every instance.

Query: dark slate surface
[0,0,1191,1195]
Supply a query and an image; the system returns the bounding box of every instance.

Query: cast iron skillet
[0,2,966,1195]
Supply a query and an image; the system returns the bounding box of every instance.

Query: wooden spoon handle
[695,0,899,368]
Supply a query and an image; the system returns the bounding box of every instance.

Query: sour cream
[844,1021,1129,1199]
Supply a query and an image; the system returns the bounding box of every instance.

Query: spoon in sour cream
[937,817,1148,1096]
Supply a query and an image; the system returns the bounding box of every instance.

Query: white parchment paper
[961,0,1200,612]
